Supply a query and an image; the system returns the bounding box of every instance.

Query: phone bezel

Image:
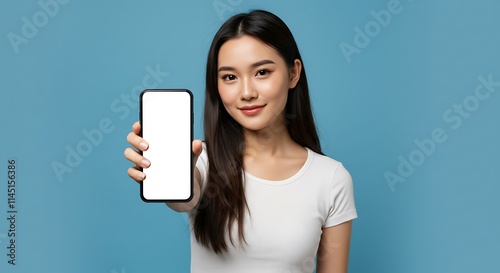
[139,89,194,203]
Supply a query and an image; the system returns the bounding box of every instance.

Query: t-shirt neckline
[243,147,313,186]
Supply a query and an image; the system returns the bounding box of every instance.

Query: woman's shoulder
[307,148,352,182]
[308,148,343,168]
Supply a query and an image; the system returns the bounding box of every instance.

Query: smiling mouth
[239,105,265,110]
[239,104,266,115]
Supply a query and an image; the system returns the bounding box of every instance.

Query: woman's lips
[239,105,265,116]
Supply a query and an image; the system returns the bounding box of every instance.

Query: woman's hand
[123,121,203,211]
[124,121,150,182]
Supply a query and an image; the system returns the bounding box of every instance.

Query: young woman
[124,10,357,273]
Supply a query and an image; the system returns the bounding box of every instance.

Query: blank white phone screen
[141,90,192,201]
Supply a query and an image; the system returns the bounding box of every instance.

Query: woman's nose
[240,79,258,101]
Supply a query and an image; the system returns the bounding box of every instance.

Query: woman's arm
[316,220,353,273]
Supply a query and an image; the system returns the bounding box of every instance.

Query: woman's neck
[242,123,296,158]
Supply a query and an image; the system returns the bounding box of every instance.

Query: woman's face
[217,35,301,132]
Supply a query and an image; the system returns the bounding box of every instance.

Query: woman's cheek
[218,84,236,103]
[257,76,288,99]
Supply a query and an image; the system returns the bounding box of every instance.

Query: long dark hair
[193,9,323,254]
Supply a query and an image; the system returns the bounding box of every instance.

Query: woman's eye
[222,74,236,81]
[256,69,269,76]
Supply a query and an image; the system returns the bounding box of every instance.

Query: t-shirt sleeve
[324,162,358,227]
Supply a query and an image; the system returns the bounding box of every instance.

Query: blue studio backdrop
[1,0,499,272]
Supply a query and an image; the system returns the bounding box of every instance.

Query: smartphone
[139,89,193,202]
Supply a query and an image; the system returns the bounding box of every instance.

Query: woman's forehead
[218,36,284,68]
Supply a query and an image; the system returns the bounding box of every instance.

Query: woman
[124,10,357,273]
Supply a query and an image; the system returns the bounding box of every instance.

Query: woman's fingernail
[139,142,148,150]
[138,172,145,180]
[141,159,151,168]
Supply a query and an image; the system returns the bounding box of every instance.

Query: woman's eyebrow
[218,59,276,72]
[251,59,275,67]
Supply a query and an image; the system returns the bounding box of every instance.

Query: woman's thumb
[192,139,203,162]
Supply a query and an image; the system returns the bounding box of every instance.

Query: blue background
[1,0,499,272]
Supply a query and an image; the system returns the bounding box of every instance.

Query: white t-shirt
[189,144,358,273]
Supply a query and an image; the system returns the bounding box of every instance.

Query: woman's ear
[289,59,302,89]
